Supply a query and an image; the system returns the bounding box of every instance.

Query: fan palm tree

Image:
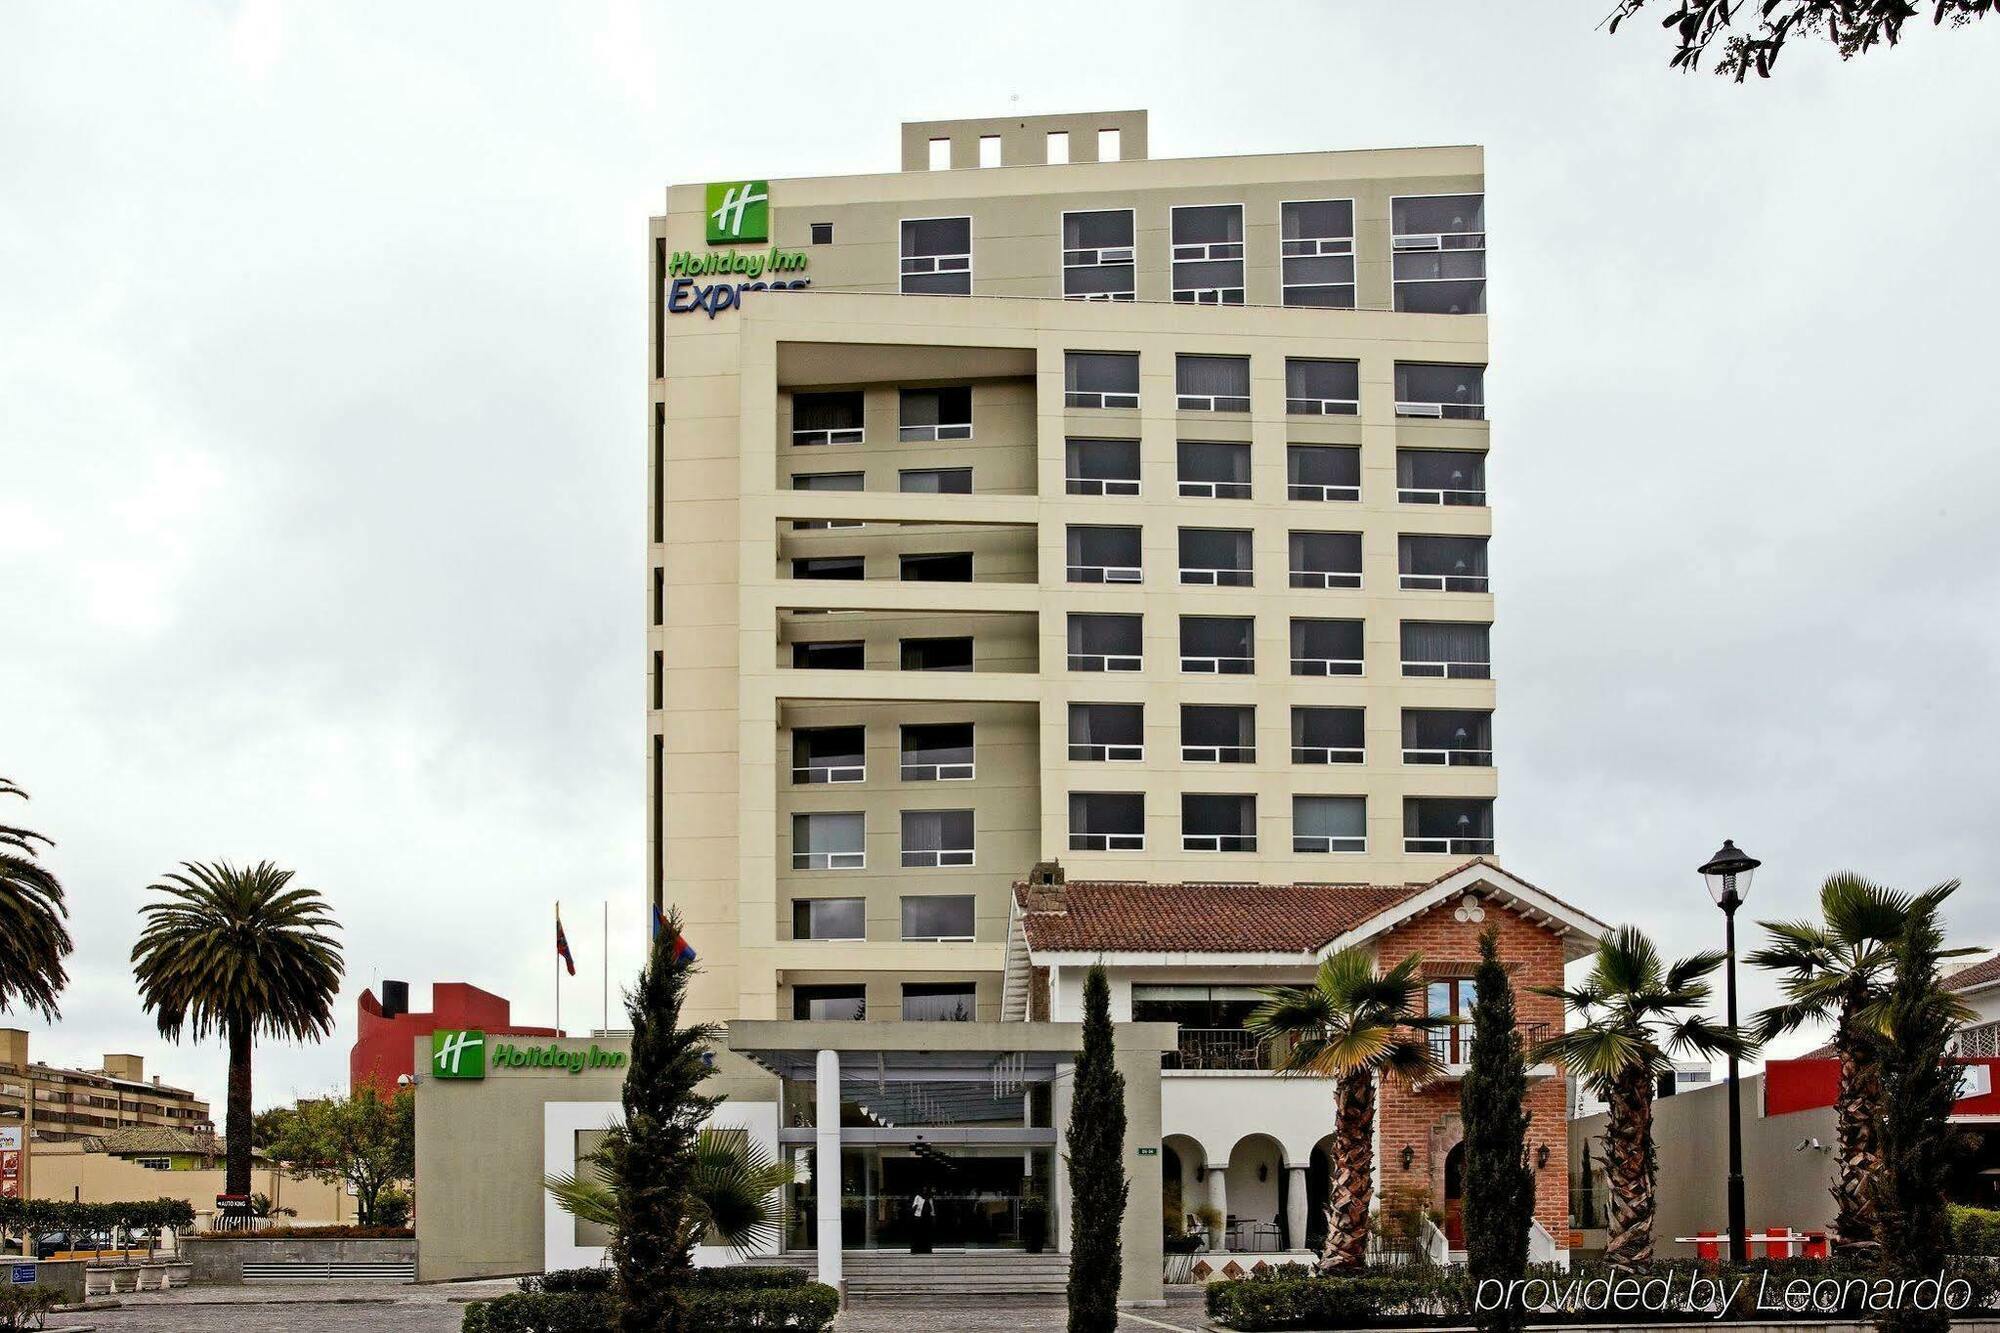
[1249,947,1451,1271]
[1533,925,1748,1268]
[545,1127,794,1255]
[1749,873,1973,1255]
[0,778,72,1020]
[131,861,344,1196]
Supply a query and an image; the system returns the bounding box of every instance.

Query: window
[1180,615,1254,675]
[1397,449,1486,506]
[900,386,972,441]
[904,981,978,1021]
[792,812,864,870]
[135,1155,172,1170]
[792,725,865,784]
[1291,618,1364,677]
[1393,194,1486,314]
[792,391,864,447]
[1066,525,1142,583]
[1065,438,1141,496]
[979,135,1000,168]
[1293,706,1365,764]
[1069,791,1144,851]
[1285,358,1359,416]
[901,808,974,867]
[1069,702,1144,761]
[901,551,973,582]
[1068,613,1142,672]
[810,222,834,245]
[1171,204,1245,303]
[794,984,866,1021]
[1403,709,1493,766]
[1427,978,1479,1064]
[901,896,976,942]
[901,722,974,780]
[1047,130,1069,164]
[1064,352,1139,409]
[792,471,864,530]
[793,897,865,941]
[793,555,864,580]
[900,467,972,494]
[901,636,974,672]
[1295,795,1366,853]
[1183,793,1255,852]
[1288,531,1363,589]
[1178,528,1253,587]
[1404,797,1495,855]
[927,138,950,171]
[1400,621,1491,679]
[1398,535,1489,593]
[1176,355,1250,412]
[901,217,972,295]
[1287,445,1360,503]
[794,640,864,670]
[1395,363,1485,420]
[1098,127,1121,160]
[1177,441,1250,499]
[1281,200,1356,308]
[1062,209,1136,300]
[1181,704,1255,763]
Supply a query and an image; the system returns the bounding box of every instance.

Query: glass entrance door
[787,1145,1053,1251]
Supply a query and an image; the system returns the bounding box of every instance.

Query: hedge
[467,1273,835,1333]
[0,1197,195,1234]
[1951,1203,2000,1255]
[519,1265,807,1294]
[192,1224,415,1240]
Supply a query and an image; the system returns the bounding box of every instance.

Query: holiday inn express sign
[669,178,811,317]
[430,1029,626,1081]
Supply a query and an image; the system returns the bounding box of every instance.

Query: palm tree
[1533,925,1748,1268]
[545,1127,794,1255]
[0,778,73,1020]
[131,861,344,1197]
[1249,947,1451,1271]
[1749,874,1972,1256]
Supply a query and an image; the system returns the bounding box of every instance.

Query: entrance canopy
[723,1017,1174,1082]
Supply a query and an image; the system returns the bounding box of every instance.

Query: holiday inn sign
[430,1029,627,1081]
[666,178,812,318]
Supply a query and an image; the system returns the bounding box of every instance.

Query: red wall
[1765,1055,2000,1117]
[349,982,559,1094]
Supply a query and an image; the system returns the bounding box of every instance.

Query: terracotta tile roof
[1013,878,1424,954]
[80,1126,226,1157]
[1949,953,2000,992]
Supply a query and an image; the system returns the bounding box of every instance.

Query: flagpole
[601,899,609,1033]
[555,901,562,1036]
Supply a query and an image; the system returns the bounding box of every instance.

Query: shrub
[1951,1204,2000,1255]
[518,1268,615,1294]
[0,1286,61,1333]
[0,1197,196,1235]
[520,1265,804,1295]
[195,1224,414,1239]
[466,1279,837,1333]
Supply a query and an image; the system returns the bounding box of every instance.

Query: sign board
[431,1029,487,1080]
[0,1125,20,1201]
[706,181,770,244]
[430,1031,626,1082]
[9,1265,35,1286]
[1136,1146,1158,1157]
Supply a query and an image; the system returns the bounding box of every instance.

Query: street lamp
[1699,837,1760,1264]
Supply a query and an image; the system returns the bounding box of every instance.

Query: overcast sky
[4,1,1997,1113]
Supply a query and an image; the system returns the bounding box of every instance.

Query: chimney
[1027,860,1065,889]
[381,980,410,1019]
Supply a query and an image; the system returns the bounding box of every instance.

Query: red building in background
[350,981,559,1094]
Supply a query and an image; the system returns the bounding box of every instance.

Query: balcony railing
[792,763,865,784]
[1065,390,1139,410]
[1396,401,1485,421]
[1289,482,1360,503]
[1429,1020,1546,1067]
[1399,485,1485,506]
[1070,832,1144,852]
[1178,480,1252,500]
[1182,745,1254,764]
[1068,564,1143,584]
[899,422,972,442]
[1402,748,1492,767]
[1067,476,1140,497]
[901,848,975,868]
[1400,573,1490,593]
[1290,570,1362,590]
[1183,833,1256,852]
[792,427,865,447]
[900,761,974,781]
[1177,394,1251,413]
[1293,745,1364,764]
[1180,567,1253,587]
[1164,1028,1275,1072]
[1069,743,1143,762]
[1181,655,1254,675]
[1401,660,1491,680]
[1068,652,1142,672]
[793,851,865,871]
[1286,396,1359,416]
[1292,657,1363,677]
[1404,835,1496,855]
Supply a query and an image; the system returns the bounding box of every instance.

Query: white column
[1208,1164,1229,1251]
[815,1050,842,1295]
[1285,1166,1308,1253]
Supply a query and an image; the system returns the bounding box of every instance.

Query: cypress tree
[602,909,721,1333]
[1066,963,1128,1333]
[1460,927,1535,1333]
[1873,902,1963,1333]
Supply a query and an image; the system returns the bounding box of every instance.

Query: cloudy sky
[4,1,1996,1112]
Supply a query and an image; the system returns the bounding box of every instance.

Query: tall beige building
[648,110,1493,1028]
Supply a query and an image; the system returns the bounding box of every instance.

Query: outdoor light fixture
[1258,1164,1268,1182]
[1536,1145,1550,1169]
[1400,1145,1416,1170]
[1698,837,1761,1265]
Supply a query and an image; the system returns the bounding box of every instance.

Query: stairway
[756,1250,1072,1297]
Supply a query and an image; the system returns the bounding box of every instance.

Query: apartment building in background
[650,109,1496,1029]
[0,1028,212,1147]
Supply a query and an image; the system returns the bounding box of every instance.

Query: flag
[556,907,576,977]
[652,904,696,963]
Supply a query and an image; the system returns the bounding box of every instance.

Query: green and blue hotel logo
[706,180,769,244]
[432,1028,485,1080]
[429,1028,628,1081]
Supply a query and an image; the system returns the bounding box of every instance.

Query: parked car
[34,1229,112,1259]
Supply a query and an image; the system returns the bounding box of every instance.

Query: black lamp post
[1699,837,1761,1264]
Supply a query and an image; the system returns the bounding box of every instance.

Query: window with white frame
[1181,704,1255,764]
[1069,702,1144,762]
[1062,209,1136,300]
[1294,795,1366,853]
[1069,791,1144,851]
[900,722,974,780]
[792,725,865,784]
[1066,437,1141,496]
[792,471,864,530]
[900,466,972,494]
[791,390,865,446]
[903,981,977,1019]
[899,386,972,440]
[1171,204,1245,303]
[1180,615,1254,675]
[1067,612,1142,672]
[1288,530,1363,589]
[1064,352,1140,409]
[1291,618,1363,677]
[1395,363,1485,420]
[1176,354,1250,412]
[1398,535,1490,593]
[1397,449,1486,506]
[1287,445,1360,503]
[1293,706,1365,764]
[1400,620,1491,679]
[1178,527,1253,587]
[1066,525,1142,584]
[1284,358,1359,416]
[1393,194,1485,314]
[792,811,864,870]
[900,216,972,295]
[1177,440,1250,499]
[901,895,976,942]
[901,808,974,867]
[1281,200,1356,308]
[792,897,865,941]
[1182,792,1255,852]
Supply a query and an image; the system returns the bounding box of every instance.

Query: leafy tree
[1534,926,1747,1269]
[0,777,72,1020]
[1251,948,1450,1271]
[131,861,344,1197]
[1066,964,1126,1333]
[544,1127,792,1254]
[598,909,719,1333]
[1606,0,1994,80]
[1873,900,1966,1333]
[1750,874,1970,1255]
[263,1081,415,1227]
[1460,928,1535,1331]
[251,1104,299,1151]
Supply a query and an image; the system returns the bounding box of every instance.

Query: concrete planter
[5,1257,86,1305]
[185,1235,418,1284]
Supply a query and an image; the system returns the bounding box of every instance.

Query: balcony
[1164,1028,1276,1072]
[1427,1022,1549,1075]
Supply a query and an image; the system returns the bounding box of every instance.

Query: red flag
[556,908,576,976]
